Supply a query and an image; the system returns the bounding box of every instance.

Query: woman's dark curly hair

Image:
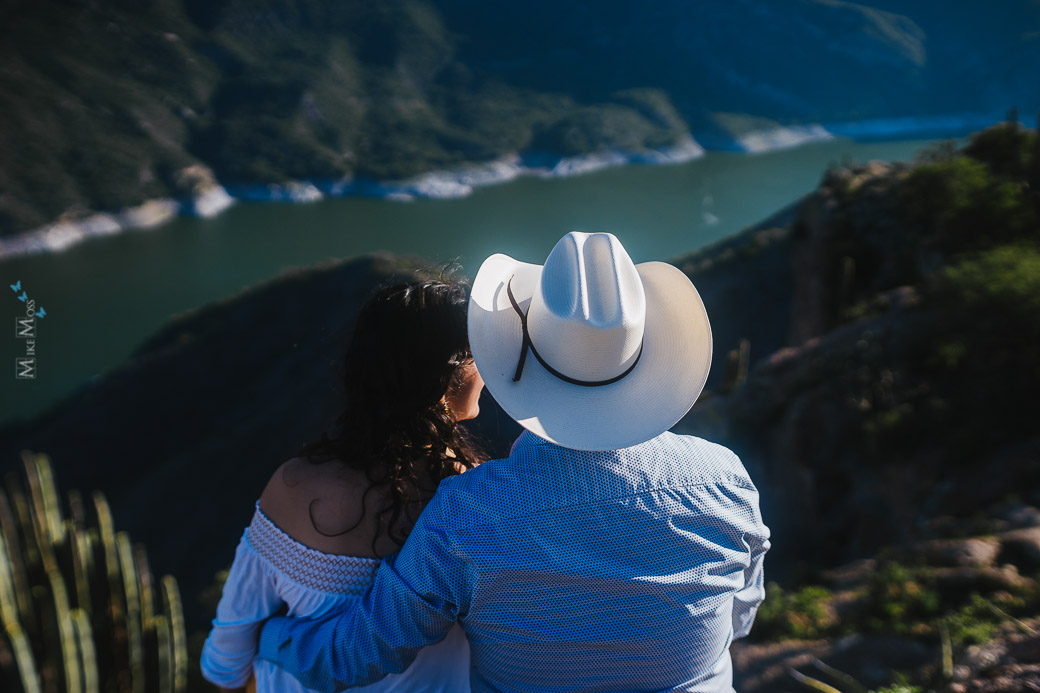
[295,276,485,555]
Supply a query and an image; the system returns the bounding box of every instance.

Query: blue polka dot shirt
[258,430,771,692]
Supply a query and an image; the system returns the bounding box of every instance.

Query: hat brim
[468,253,712,451]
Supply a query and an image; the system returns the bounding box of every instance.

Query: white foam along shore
[322,134,707,202]
[730,111,1005,153]
[0,136,705,259]
[0,186,236,259]
[0,112,1007,261]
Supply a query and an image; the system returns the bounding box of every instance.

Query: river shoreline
[0,111,1004,262]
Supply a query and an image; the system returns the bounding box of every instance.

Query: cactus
[153,615,173,693]
[838,255,856,313]
[4,618,42,693]
[722,338,751,392]
[50,568,83,693]
[161,576,188,693]
[0,488,35,633]
[135,544,155,633]
[69,608,99,693]
[4,475,39,581]
[117,531,145,693]
[0,451,188,692]
[67,519,92,617]
[25,451,65,551]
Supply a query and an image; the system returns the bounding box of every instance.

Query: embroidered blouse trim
[247,501,380,595]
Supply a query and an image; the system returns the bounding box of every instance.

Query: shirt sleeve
[256,494,469,691]
[731,484,771,640]
[200,529,285,688]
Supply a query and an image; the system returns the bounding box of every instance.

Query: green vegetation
[753,582,837,641]
[756,559,1039,692]
[740,129,1040,688]
[942,594,1006,647]
[917,241,1040,456]
[964,120,1040,179]
[937,243,1040,323]
[900,124,1039,253]
[940,588,1040,649]
[0,452,187,692]
[862,561,941,633]
[755,560,1040,650]
[872,675,923,693]
[807,124,1040,466]
[4,1,1038,236]
[527,101,685,156]
[0,0,693,237]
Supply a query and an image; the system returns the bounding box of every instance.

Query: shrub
[943,594,1003,646]
[963,123,1037,179]
[918,243,1040,452]
[873,681,923,693]
[752,582,836,641]
[863,561,940,633]
[943,591,1038,647]
[937,243,1040,323]
[899,157,1036,252]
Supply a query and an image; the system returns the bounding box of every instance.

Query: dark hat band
[506,275,643,387]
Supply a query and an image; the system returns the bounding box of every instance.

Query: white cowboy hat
[468,231,712,451]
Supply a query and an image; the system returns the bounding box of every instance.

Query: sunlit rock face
[676,136,1040,584]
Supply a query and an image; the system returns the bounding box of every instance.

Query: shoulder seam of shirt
[441,478,760,529]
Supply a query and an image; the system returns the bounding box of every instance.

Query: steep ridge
[677,123,1040,691]
[678,124,1040,578]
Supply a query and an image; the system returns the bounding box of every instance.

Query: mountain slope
[1,0,1037,237]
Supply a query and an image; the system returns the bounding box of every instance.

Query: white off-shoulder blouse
[200,502,471,692]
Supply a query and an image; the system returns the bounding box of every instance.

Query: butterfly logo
[9,280,20,292]
[35,307,46,318]
[17,291,27,302]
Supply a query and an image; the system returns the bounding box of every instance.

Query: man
[258,231,770,691]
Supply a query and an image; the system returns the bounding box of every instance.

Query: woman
[201,277,486,692]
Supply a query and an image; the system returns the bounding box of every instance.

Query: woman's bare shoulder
[258,457,307,522]
[260,456,355,521]
[258,456,385,557]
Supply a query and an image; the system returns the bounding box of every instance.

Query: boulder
[932,565,1030,597]
[999,527,1040,569]
[915,537,1002,568]
[995,505,1040,530]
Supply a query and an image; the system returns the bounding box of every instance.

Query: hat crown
[528,232,646,382]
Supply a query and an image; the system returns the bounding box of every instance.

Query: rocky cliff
[675,123,1040,690]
